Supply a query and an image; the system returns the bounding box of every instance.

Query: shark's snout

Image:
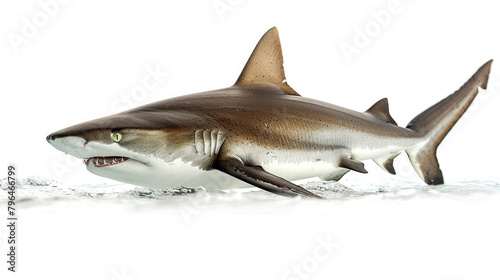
[46,131,147,169]
[47,135,88,158]
[46,133,61,143]
[46,131,83,143]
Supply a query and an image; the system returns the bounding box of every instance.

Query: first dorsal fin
[235,27,300,96]
[366,98,398,125]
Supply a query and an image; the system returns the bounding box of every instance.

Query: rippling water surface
[2,177,500,280]
[3,176,500,205]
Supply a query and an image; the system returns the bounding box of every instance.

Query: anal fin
[373,153,400,175]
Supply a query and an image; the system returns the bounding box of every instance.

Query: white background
[1,0,499,184]
[1,1,500,280]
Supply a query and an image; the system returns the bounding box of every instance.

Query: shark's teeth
[86,157,128,168]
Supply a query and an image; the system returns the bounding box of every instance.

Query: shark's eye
[112,132,122,143]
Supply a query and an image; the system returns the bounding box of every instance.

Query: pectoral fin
[214,157,323,199]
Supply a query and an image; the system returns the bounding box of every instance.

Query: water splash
[2,175,499,204]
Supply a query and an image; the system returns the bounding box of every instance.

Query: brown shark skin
[46,83,419,198]
[48,85,420,160]
[49,86,416,140]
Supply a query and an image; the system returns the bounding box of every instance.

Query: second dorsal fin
[366,98,398,125]
[235,27,300,96]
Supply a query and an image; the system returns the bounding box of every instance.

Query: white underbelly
[262,160,339,181]
[88,157,251,191]
[142,158,254,191]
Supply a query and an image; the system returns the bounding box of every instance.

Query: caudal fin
[406,60,493,185]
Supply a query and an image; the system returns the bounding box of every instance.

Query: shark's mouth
[83,157,129,168]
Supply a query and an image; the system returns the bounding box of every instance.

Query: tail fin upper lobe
[406,60,493,185]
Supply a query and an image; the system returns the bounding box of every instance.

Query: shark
[46,27,493,199]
